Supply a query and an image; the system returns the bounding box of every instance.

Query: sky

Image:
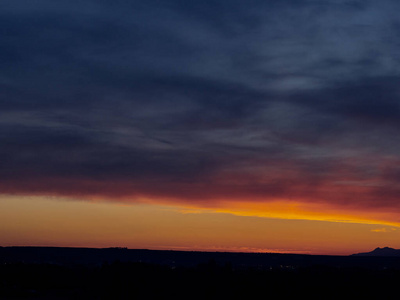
[1,0,400,255]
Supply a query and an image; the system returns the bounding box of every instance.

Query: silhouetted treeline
[1,260,400,299]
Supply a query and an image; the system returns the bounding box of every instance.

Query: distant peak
[374,247,393,251]
[352,247,400,257]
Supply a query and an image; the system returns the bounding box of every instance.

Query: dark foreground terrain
[1,247,400,299]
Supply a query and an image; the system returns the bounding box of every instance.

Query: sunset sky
[1,0,400,255]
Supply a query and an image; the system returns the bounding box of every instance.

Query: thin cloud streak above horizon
[1,0,400,227]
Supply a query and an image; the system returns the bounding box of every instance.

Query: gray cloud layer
[1,0,400,211]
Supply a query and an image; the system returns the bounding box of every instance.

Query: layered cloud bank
[1,0,400,224]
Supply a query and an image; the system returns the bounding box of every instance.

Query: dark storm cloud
[1,0,400,211]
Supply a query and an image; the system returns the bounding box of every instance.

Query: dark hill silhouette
[352,247,400,257]
[2,246,400,270]
[2,246,400,299]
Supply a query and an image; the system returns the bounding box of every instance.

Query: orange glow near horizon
[1,195,400,256]
[212,200,400,227]
[139,195,400,228]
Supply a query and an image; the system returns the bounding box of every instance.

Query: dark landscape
[1,246,400,299]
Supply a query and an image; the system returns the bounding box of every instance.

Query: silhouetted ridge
[352,247,400,257]
[2,246,400,299]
